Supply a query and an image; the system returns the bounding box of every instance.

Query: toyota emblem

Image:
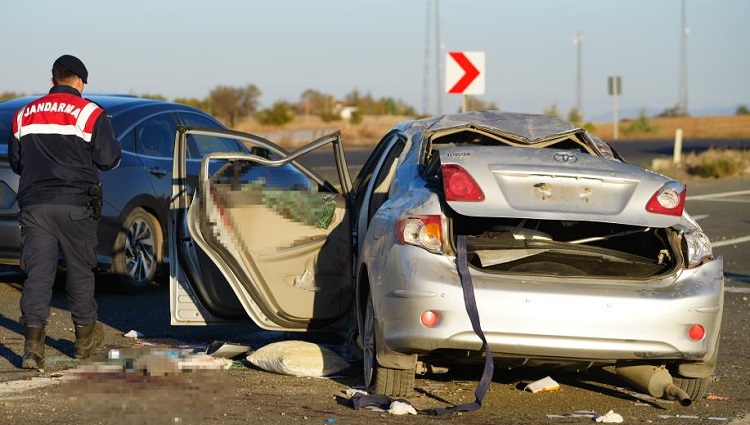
[553,152,578,163]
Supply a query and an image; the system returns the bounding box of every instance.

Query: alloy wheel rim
[363,296,375,388]
[124,218,156,283]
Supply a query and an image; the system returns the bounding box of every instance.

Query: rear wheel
[363,293,414,397]
[671,374,711,401]
[111,207,162,294]
[668,343,718,402]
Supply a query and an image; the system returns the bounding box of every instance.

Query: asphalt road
[0,142,748,424]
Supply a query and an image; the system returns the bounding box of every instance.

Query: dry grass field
[234,114,750,148]
[232,113,750,180]
[593,115,750,140]
[233,114,410,148]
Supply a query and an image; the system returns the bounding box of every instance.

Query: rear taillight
[397,215,443,253]
[442,164,484,201]
[646,181,686,216]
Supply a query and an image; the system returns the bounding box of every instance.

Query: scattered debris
[705,394,730,401]
[70,348,233,378]
[246,340,350,377]
[178,352,233,371]
[345,388,368,398]
[133,352,180,376]
[123,330,145,338]
[205,341,252,359]
[524,376,560,393]
[595,410,624,423]
[388,400,417,415]
[657,415,729,421]
[546,410,597,419]
[346,390,417,415]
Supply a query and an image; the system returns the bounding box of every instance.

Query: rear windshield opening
[426,129,594,163]
[451,216,679,278]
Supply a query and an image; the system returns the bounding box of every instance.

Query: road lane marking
[725,286,750,293]
[0,376,63,396]
[713,235,750,248]
[692,198,750,204]
[687,189,750,201]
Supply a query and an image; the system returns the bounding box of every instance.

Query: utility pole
[678,0,689,115]
[434,0,442,115]
[422,2,431,116]
[609,76,621,140]
[574,32,583,117]
[422,0,442,116]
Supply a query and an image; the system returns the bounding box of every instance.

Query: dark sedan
[0,94,246,293]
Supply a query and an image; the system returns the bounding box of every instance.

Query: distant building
[333,102,358,120]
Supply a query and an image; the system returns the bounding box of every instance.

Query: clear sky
[3,0,748,121]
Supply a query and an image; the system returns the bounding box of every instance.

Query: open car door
[169,126,354,332]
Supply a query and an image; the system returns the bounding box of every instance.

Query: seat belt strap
[432,234,494,415]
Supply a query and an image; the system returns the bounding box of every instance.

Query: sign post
[608,76,622,140]
[446,51,485,112]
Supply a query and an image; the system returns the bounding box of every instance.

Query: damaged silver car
[169,111,723,403]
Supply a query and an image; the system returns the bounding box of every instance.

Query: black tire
[363,294,414,397]
[111,207,162,294]
[671,374,710,401]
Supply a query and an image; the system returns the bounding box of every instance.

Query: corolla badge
[553,152,578,163]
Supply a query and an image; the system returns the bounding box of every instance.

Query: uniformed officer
[9,54,122,369]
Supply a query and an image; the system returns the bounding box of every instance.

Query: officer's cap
[52,54,88,84]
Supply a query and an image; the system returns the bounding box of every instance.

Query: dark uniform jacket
[9,85,121,207]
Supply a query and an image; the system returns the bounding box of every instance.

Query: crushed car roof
[420,110,582,144]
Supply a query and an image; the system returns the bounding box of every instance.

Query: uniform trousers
[19,203,98,328]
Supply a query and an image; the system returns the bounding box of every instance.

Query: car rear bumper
[372,245,724,364]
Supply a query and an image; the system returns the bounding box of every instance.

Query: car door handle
[146,167,168,177]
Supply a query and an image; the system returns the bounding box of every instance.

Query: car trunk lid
[439,146,683,229]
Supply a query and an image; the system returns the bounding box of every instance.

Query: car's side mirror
[251,147,271,159]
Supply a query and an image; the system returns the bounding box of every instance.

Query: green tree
[736,104,750,115]
[140,93,167,101]
[208,84,261,127]
[0,91,24,101]
[461,96,498,112]
[255,101,296,126]
[567,107,583,124]
[349,109,363,125]
[347,89,384,115]
[658,105,688,117]
[624,108,658,134]
[174,97,209,112]
[543,104,560,118]
[298,89,335,117]
[380,97,413,115]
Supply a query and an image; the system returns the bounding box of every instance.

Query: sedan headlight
[684,230,713,267]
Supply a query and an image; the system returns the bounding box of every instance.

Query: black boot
[21,326,46,369]
[74,322,103,360]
